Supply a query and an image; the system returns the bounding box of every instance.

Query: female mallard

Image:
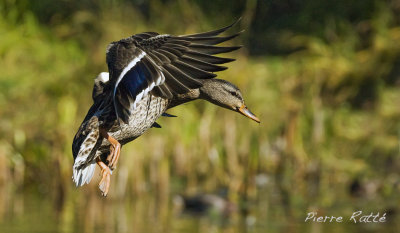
[72,21,260,196]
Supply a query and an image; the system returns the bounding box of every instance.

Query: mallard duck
[72,21,260,196]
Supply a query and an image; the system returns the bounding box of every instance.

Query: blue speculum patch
[121,62,150,100]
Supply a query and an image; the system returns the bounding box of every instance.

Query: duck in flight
[72,20,260,196]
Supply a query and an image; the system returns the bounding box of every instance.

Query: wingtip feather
[181,17,242,38]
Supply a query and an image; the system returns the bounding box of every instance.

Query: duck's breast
[106,94,169,145]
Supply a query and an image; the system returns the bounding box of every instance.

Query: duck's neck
[167,79,219,109]
[167,88,201,109]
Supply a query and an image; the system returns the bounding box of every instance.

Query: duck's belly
[100,95,169,149]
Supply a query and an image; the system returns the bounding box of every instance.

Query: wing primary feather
[184,51,235,64]
[179,32,241,45]
[178,57,227,72]
[162,38,191,46]
[164,64,207,86]
[169,62,216,79]
[159,46,183,57]
[162,43,190,52]
[181,17,241,38]
[188,44,242,55]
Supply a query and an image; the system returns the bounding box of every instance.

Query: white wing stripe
[113,53,166,117]
[113,51,146,98]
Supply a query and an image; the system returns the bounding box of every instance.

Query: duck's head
[199,79,260,123]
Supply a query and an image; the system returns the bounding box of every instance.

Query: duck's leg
[96,157,111,196]
[99,128,121,170]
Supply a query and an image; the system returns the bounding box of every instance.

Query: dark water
[0,184,398,233]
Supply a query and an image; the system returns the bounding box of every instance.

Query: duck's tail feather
[72,161,97,187]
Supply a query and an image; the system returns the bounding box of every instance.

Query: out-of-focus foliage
[0,0,399,231]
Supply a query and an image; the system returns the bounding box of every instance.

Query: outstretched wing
[106,20,241,123]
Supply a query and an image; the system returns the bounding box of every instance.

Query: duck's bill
[238,105,260,123]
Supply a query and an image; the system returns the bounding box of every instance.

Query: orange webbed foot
[96,157,112,197]
[100,129,121,171]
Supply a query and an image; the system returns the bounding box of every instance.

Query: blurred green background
[0,0,399,232]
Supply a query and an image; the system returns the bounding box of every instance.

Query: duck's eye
[230,91,239,98]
